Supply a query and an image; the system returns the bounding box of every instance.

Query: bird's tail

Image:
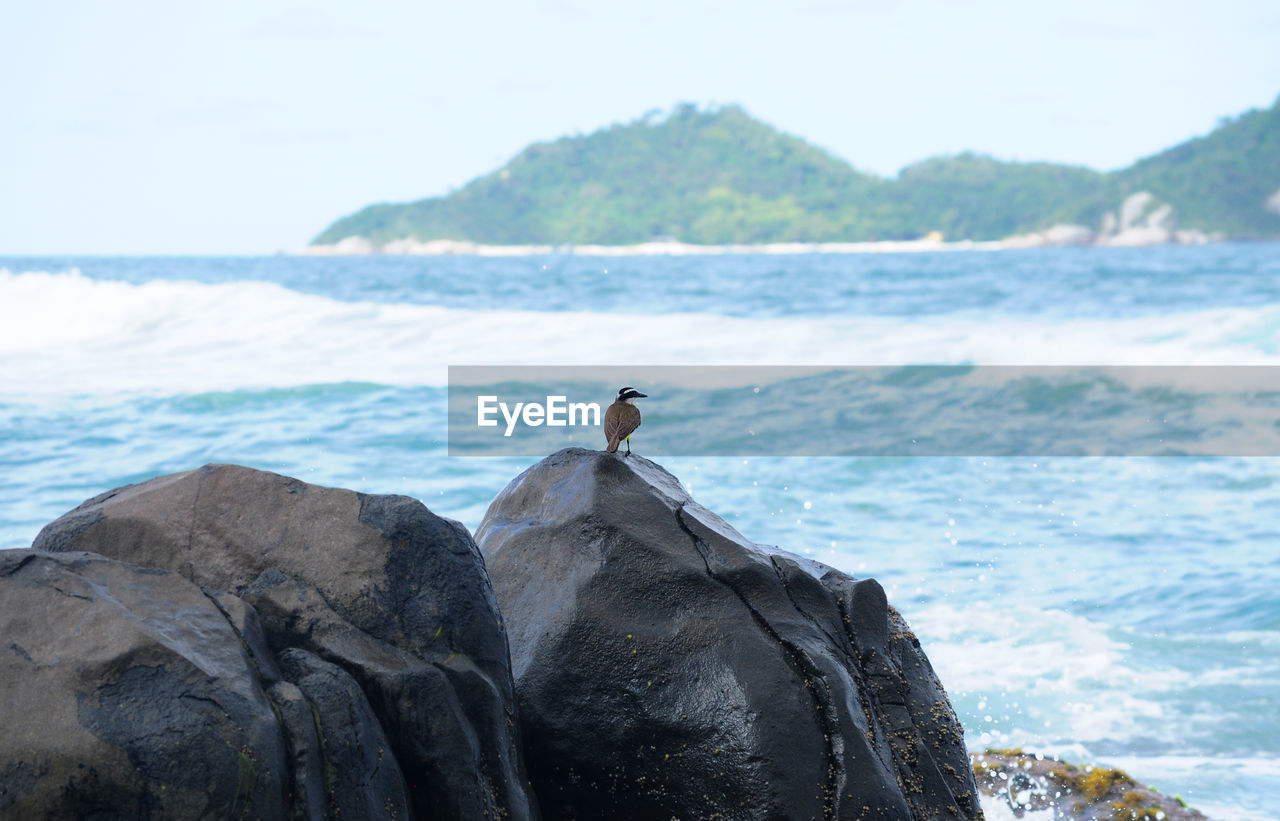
[606,440,619,453]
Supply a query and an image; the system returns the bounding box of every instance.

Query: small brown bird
[604,386,647,456]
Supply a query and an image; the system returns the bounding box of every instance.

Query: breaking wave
[4,268,1280,397]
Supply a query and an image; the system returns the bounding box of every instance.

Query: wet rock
[33,463,533,821]
[276,648,411,820]
[477,447,980,820]
[971,749,1209,820]
[0,549,287,819]
[266,680,328,821]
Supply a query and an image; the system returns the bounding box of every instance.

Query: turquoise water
[2,246,1279,819]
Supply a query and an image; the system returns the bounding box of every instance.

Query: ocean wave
[912,601,1186,747]
[4,269,1280,397]
[1102,755,1280,821]
[980,802,1056,821]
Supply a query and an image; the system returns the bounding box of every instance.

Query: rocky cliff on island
[0,451,1208,819]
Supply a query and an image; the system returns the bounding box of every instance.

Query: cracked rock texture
[477,448,980,820]
[0,549,289,819]
[21,463,534,821]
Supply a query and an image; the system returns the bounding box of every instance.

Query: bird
[604,386,647,456]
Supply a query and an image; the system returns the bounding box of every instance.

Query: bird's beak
[635,392,648,398]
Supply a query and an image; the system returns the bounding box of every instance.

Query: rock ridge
[477,447,979,820]
[12,463,535,821]
[4,453,989,820]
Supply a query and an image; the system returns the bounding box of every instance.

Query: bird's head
[616,386,648,404]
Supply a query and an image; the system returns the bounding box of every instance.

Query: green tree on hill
[313,98,1280,246]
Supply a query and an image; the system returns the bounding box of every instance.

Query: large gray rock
[477,448,980,820]
[32,463,533,821]
[275,648,411,820]
[0,549,288,819]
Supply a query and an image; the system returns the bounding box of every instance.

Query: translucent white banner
[447,366,1280,457]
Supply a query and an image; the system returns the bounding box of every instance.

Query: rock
[1266,186,1280,216]
[33,463,533,821]
[972,749,1208,820]
[1174,228,1225,245]
[276,648,411,820]
[1107,225,1173,246]
[477,448,980,820]
[1101,191,1177,246]
[1001,223,1094,248]
[1042,223,1095,246]
[1018,224,1090,245]
[0,549,288,819]
[1118,191,1159,232]
[296,235,377,255]
[265,680,329,821]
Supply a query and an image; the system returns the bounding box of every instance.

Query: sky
[2,0,1278,255]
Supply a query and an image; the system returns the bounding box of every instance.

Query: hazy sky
[3,0,1278,254]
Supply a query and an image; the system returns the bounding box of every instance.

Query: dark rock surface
[477,447,980,820]
[0,549,288,819]
[276,647,411,820]
[265,679,328,821]
[10,454,988,820]
[30,463,533,821]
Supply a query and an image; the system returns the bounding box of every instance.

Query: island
[307,99,1280,253]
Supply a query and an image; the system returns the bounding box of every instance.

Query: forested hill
[312,99,1280,246]
[1115,101,1280,237]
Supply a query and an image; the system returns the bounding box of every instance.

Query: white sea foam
[1191,806,1276,821]
[1101,755,1280,821]
[1105,754,1280,780]
[979,802,1056,821]
[913,600,1280,819]
[911,601,1185,744]
[913,600,1190,691]
[3,269,1280,397]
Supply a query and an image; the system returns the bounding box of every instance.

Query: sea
[2,245,1278,820]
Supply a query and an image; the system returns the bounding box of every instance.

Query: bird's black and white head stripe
[616,386,647,401]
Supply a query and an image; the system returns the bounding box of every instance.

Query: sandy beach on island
[297,225,1223,258]
[297,235,992,256]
